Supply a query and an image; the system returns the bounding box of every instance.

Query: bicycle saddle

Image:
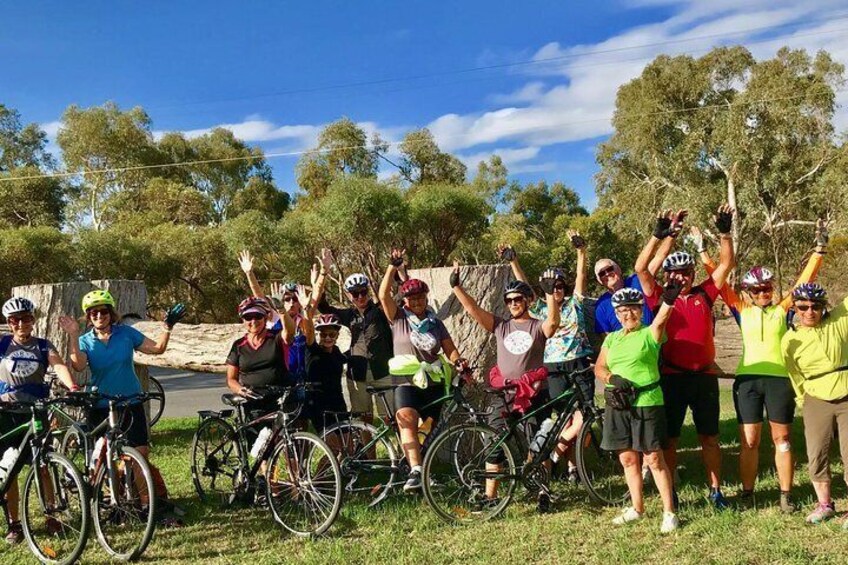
[221,394,249,407]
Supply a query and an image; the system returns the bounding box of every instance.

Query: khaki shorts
[344,376,395,418]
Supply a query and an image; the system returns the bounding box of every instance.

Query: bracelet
[164,327,172,334]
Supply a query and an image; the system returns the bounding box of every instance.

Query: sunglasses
[598,267,617,279]
[796,303,825,313]
[504,296,526,305]
[319,331,339,339]
[88,308,111,318]
[283,296,297,303]
[350,289,368,298]
[241,313,265,321]
[749,286,773,295]
[553,283,567,291]
[8,316,34,325]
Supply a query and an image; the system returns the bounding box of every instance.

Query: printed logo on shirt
[4,351,40,379]
[503,331,533,355]
[409,330,438,353]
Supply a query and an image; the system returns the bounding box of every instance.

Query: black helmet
[503,280,533,299]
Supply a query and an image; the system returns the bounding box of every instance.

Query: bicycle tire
[421,423,517,524]
[21,451,91,565]
[575,409,629,506]
[191,416,244,505]
[322,419,399,503]
[91,445,157,561]
[146,377,165,427]
[58,425,89,478]
[266,431,342,537]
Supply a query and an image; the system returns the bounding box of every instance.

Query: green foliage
[0,226,75,298]
[398,129,467,186]
[229,177,290,220]
[0,104,56,171]
[0,166,65,228]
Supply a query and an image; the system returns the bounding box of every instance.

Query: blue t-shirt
[79,324,146,406]
[594,274,654,334]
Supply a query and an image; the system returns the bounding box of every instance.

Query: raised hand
[653,209,674,239]
[58,315,80,337]
[497,243,516,262]
[238,250,254,274]
[566,229,586,249]
[661,278,684,305]
[389,247,406,268]
[713,204,734,235]
[450,260,461,288]
[670,210,688,238]
[310,263,320,288]
[319,248,334,272]
[688,226,705,253]
[164,303,187,329]
[539,269,557,295]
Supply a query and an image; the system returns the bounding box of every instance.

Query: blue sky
[3,0,848,207]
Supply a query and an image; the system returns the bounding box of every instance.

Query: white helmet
[344,273,370,292]
[611,288,644,308]
[662,251,696,272]
[2,297,36,318]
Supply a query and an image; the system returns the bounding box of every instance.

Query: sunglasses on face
[241,313,265,321]
[350,289,368,298]
[796,303,825,313]
[614,306,641,314]
[598,267,617,279]
[749,286,773,295]
[319,331,339,339]
[88,308,111,318]
[504,296,525,305]
[8,316,34,325]
[553,284,567,291]
[283,296,297,303]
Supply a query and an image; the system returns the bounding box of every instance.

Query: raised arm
[498,244,530,285]
[649,280,682,343]
[538,270,562,338]
[302,313,315,346]
[708,204,736,290]
[238,250,266,298]
[778,219,827,311]
[450,261,495,332]
[378,248,404,322]
[310,248,334,309]
[635,210,676,297]
[280,309,296,345]
[567,230,588,297]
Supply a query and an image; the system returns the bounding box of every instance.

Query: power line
[3,87,844,184]
[147,13,848,111]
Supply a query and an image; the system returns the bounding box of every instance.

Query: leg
[833,398,848,490]
[5,474,19,523]
[739,424,762,491]
[395,408,422,467]
[692,376,722,489]
[660,375,686,487]
[645,451,675,513]
[769,423,794,492]
[802,396,833,506]
[663,438,680,487]
[619,450,643,513]
[135,445,170,500]
[734,377,765,492]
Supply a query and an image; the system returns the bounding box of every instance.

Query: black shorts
[88,403,149,448]
[0,411,31,454]
[484,387,553,435]
[601,405,667,452]
[303,393,348,432]
[546,357,594,408]
[661,373,720,438]
[733,376,795,425]
[394,384,444,423]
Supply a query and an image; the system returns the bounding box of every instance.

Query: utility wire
[3,86,845,184]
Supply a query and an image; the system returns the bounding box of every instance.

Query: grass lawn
[3,391,847,564]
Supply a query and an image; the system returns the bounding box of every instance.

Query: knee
[772,435,791,454]
[699,435,719,449]
[396,408,418,428]
[741,434,760,451]
[643,452,663,470]
[619,452,640,468]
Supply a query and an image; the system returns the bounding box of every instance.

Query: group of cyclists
[2,203,848,553]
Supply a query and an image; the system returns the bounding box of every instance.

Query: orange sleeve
[704,257,742,311]
[779,252,824,311]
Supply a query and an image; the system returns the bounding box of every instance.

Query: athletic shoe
[708,489,730,511]
[254,477,269,507]
[470,497,500,514]
[566,466,580,485]
[5,522,23,545]
[537,491,552,514]
[779,492,797,514]
[660,511,679,533]
[403,470,422,492]
[805,502,836,525]
[737,490,755,510]
[612,507,643,525]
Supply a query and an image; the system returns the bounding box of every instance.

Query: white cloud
[40,120,62,138]
[457,146,541,170]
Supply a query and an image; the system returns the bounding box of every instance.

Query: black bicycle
[190,384,343,537]
[145,376,165,428]
[320,368,480,506]
[54,391,158,562]
[421,367,626,523]
[0,398,90,565]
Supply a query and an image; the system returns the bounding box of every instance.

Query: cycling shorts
[733,376,795,425]
[661,373,720,438]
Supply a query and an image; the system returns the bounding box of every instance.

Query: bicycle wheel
[422,423,517,524]
[146,377,165,427]
[266,432,342,537]
[191,417,244,505]
[58,425,88,478]
[575,409,629,506]
[21,451,91,565]
[91,445,157,561]
[322,419,399,504]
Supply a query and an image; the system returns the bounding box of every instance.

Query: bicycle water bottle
[250,427,272,459]
[529,417,556,454]
[0,447,19,482]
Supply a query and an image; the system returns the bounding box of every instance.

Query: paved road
[150,367,229,420]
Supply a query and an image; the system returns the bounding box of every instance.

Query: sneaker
[660,511,679,533]
[737,490,755,510]
[708,489,730,511]
[5,522,23,545]
[470,497,500,514]
[612,506,643,525]
[566,466,580,485]
[779,492,797,514]
[254,477,269,507]
[805,502,836,525]
[536,491,552,514]
[403,470,422,493]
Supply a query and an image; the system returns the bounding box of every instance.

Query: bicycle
[54,391,158,562]
[145,376,165,428]
[421,367,627,523]
[320,368,480,506]
[190,384,343,537]
[0,398,90,565]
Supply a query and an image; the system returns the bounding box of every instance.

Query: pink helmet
[400,278,429,298]
[741,266,774,289]
[237,296,271,317]
[314,313,342,330]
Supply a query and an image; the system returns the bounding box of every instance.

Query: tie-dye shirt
[530,295,593,363]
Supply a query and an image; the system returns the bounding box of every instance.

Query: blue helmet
[792,283,827,303]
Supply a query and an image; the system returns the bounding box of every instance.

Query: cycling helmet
[400,278,429,298]
[2,297,36,318]
[281,282,298,295]
[237,296,271,317]
[792,283,827,303]
[610,288,644,308]
[662,251,696,272]
[741,266,774,289]
[81,290,116,312]
[269,295,283,310]
[503,280,534,299]
[344,273,370,292]
[314,314,342,330]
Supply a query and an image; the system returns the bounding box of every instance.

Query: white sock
[411,465,422,473]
